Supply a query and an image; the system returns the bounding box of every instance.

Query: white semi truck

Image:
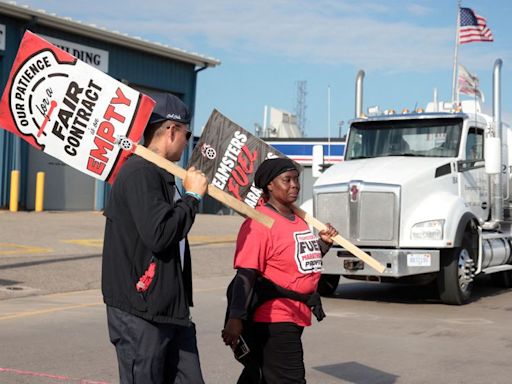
[312,60,512,304]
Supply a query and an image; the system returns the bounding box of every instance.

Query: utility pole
[338,120,345,138]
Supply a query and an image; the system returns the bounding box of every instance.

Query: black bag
[225,277,263,384]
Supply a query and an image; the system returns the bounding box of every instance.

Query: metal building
[0,2,219,210]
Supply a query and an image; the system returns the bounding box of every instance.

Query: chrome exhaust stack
[491,59,504,223]
[355,70,365,118]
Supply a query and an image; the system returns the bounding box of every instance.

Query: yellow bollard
[9,170,20,212]
[35,171,45,212]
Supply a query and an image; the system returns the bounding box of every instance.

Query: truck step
[481,232,512,240]
[481,265,512,274]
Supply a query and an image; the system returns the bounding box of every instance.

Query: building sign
[0,24,5,50]
[0,31,154,183]
[41,34,109,72]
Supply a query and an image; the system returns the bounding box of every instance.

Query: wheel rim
[457,248,474,293]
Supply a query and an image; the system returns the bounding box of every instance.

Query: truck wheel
[437,234,476,305]
[317,274,340,296]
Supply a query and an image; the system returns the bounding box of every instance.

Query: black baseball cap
[149,93,191,125]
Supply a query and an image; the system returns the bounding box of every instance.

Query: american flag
[459,7,494,44]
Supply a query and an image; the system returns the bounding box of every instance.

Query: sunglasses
[183,129,192,141]
[169,123,192,140]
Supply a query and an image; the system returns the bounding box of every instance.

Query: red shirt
[234,205,322,326]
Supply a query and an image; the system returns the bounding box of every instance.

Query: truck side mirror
[312,144,324,178]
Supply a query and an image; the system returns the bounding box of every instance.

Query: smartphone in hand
[233,335,250,360]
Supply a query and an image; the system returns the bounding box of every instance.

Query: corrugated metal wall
[0,16,200,210]
[0,16,32,209]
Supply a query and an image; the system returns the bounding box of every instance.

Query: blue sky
[14,0,512,138]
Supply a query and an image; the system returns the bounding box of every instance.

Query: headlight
[411,220,444,240]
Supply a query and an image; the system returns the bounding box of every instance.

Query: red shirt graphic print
[294,230,323,273]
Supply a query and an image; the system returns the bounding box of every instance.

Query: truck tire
[437,233,476,305]
[317,274,340,296]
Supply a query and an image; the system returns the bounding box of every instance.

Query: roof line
[0,1,220,68]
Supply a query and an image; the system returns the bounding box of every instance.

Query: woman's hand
[319,223,338,244]
[221,318,243,349]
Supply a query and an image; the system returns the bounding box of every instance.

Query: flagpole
[327,85,331,159]
[451,0,461,103]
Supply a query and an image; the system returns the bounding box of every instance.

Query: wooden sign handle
[133,144,275,228]
[292,205,386,273]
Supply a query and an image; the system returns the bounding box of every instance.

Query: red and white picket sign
[0,31,154,183]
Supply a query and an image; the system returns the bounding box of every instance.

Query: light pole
[338,120,345,138]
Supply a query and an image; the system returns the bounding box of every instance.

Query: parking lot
[1,211,512,383]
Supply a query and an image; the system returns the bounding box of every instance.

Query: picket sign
[125,140,275,229]
[0,31,154,184]
[291,205,386,273]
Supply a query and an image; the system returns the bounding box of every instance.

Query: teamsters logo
[201,143,217,159]
[8,49,138,179]
[293,230,323,273]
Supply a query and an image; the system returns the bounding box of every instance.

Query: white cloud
[15,0,512,72]
[76,2,450,70]
[405,4,432,16]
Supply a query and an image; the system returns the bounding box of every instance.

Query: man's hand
[221,318,243,349]
[319,223,338,244]
[184,166,208,197]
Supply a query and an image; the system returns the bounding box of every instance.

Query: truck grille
[314,182,400,246]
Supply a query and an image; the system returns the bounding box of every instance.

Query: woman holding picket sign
[222,157,338,384]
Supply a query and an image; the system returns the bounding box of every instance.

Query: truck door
[460,127,489,220]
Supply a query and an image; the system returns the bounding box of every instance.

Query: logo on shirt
[294,230,322,273]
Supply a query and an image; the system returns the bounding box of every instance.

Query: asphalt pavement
[0,210,244,300]
[0,209,245,383]
[2,210,512,383]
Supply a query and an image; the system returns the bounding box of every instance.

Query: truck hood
[315,157,453,187]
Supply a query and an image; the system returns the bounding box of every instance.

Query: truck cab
[313,62,512,304]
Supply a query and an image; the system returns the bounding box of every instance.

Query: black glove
[306,292,326,322]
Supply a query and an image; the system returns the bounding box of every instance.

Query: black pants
[239,322,305,384]
[106,306,205,384]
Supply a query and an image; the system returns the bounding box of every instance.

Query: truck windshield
[345,118,463,160]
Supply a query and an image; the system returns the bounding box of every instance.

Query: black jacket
[101,154,200,325]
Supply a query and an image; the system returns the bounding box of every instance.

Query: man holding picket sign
[102,93,209,383]
[0,32,209,383]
